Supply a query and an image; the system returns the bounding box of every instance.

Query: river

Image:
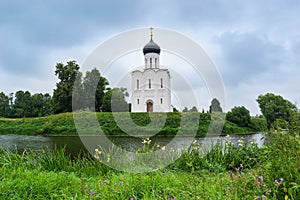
[0,133,266,156]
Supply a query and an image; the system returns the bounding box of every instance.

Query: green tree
[226,106,251,128]
[13,90,33,117]
[189,106,198,112]
[182,107,188,112]
[0,92,10,117]
[83,68,109,111]
[209,98,222,113]
[102,88,129,112]
[53,61,81,113]
[31,93,53,117]
[257,93,297,129]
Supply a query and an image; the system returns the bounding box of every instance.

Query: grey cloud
[215,31,286,85]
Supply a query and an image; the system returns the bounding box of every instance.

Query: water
[0,133,266,156]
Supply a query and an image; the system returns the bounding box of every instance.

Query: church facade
[131,32,171,112]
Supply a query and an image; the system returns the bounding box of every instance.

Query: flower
[258,176,264,182]
[104,180,108,184]
[262,194,266,200]
[142,138,151,145]
[192,140,197,145]
[238,174,241,178]
[161,146,166,151]
[280,178,284,183]
[89,190,94,195]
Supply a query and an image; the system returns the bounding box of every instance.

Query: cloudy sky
[0,0,299,115]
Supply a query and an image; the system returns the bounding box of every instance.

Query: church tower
[131,28,171,112]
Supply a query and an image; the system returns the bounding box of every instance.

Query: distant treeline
[0,60,298,132]
[0,61,129,118]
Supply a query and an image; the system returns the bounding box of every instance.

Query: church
[131,29,171,112]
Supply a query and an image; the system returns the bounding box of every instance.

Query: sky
[0,0,300,115]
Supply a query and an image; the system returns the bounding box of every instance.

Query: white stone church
[131,31,171,112]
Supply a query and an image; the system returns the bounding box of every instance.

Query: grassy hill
[0,112,266,136]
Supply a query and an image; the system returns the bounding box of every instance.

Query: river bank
[0,131,298,199]
[0,112,267,136]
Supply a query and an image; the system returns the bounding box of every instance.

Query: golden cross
[150,27,153,38]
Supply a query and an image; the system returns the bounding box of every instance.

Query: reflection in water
[0,133,267,156]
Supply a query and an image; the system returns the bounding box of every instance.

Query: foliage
[53,61,81,114]
[250,117,268,132]
[1,130,299,199]
[189,106,198,112]
[226,106,251,128]
[102,88,129,112]
[0,91,52,118]
[209,98,223,113]
[261,131,300,199]
[82,68,109,112]
[272,118,288,130]
[0,112,255,136]
[257,93,297,129]
[0,92,10,117]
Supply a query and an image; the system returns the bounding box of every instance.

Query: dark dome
[143,38,160,55]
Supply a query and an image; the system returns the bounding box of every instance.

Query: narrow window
[150,58,152,68]
[145,58,147,65]
[137,79,139,89]
[160,78,163,88]
[137,99,139,104]
[160,98,163,104]
[149,79,151,89]
[155,58,157,67]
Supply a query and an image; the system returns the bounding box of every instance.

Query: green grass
[0,112,263,136]
[0,132,299,199]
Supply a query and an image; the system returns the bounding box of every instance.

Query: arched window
[149,79,151,89]
[155,58,157,67]
[137,99,139,104]
[150,58,152,68]
[160,98,163,104]
[145,58,147,65]
[160,78,163,88]
[137,79,139,89]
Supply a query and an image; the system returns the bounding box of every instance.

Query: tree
[257,93,297,129]
[0,92,10,117]
[31,93,53,117]
[13,90,33,117]
[102,88,129,112]
[209,98,222,113]
[83,68,109,111]
[182,107,188,112]
[189,106,198,112]
[53,61,81,113]
[226,106,251,128]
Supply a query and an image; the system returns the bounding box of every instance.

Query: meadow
[0,131,299,199]
[0,112,267,136]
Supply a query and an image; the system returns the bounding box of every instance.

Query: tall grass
[0,131,298,199]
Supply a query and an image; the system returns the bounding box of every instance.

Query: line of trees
[0,61,129,118]
[181,95,298,131]
[0,91,52,118]
[1,60,299,132]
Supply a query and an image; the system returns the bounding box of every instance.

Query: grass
[0,131,299,199]
[0,112,265,136]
